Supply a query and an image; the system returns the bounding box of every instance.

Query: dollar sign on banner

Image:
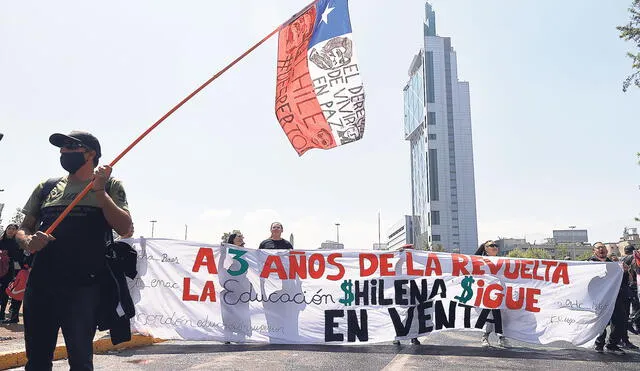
[454,276,475,304]
[339,279,354,306]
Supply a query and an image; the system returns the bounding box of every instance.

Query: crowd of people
[467,239,640,355]
[1,129,640,370]
[0,223,32,324]
[222,222,294,250]
[216,231,640,354]
[588,241,640,355]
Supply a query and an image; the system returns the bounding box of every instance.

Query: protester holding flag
[589,242,627,355]
[15,131,132,370]
[475,240,510,348]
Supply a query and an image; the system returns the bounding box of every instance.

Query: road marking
[382,354,413,371]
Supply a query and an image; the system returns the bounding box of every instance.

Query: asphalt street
[34,331,640,370]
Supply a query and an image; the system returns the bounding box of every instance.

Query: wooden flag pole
[44,1,316,235]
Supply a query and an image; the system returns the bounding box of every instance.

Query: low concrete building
[553,229,588,244]
[319,241,344,250]
[373,243,389,250]
[495,237,592,260]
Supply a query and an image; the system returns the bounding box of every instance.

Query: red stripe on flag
[275,5,336,156]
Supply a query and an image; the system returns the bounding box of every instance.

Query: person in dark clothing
[621,243,640,347]
[258,222,293,250]
[589,242,627,355]
[629,247,640,334]
[15,131,132,371]
[0,224,23,323]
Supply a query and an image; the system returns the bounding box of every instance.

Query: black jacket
[98,241,137,345]
[0,237,21,283]
[622,255,637,289]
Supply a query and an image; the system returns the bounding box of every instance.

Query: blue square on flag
[274,0,365,155]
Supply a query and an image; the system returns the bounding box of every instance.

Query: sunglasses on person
[487,244,498,248]
[63,142,91,151]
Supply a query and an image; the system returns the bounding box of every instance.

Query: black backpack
[39,177,115,206]
[38,177,114,241]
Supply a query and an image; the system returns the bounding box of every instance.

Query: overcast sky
[1,0,638,249]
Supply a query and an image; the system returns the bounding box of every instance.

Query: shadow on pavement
[112,343,640,363]
[0,323,24,332]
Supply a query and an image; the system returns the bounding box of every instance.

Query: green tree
[523,248,552,260]
[507,248,552,260]
[420,239,444,251]
[555,245,569,260]
[618,0,640,91]
[576,250,593,261]
[431,243,445,252]
[221,229,242,244]
[637,153,640,222]
[10,208,24,225]
[507,249,525,258]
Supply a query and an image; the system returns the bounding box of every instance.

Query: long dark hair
[227,233,245,247]
[474,240,493,256]
[227,233,238,244]
[1,224,19,241]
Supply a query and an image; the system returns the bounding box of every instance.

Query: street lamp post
[150,220,157,238]
[335,223,340,244]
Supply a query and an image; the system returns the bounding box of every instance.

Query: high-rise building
[403,2,478,254]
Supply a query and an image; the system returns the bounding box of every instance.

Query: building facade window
[432,234,441,242]
[427,111,436,125]
[426,52,435,103]
[428,134,437,140]
[428,149,439,201]
[431,211,440,225]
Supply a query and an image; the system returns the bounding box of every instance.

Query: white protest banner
[125,238,621,346]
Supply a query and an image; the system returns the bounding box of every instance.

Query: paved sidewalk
[0,315,161,370]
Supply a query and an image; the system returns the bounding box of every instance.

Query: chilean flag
[275,0,365,156]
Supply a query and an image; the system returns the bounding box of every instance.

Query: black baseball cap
[49,131,101,159]
[624,244,635,254]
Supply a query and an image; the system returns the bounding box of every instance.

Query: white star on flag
[321,5,334,24]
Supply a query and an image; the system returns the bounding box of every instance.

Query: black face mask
[60,152,87,174]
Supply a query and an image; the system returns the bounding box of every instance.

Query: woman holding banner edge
[475,240,511,348]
